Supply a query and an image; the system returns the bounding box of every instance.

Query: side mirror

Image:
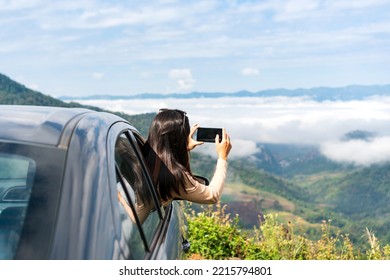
[193,175,210,186]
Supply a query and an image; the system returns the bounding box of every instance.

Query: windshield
[0,142,65,259]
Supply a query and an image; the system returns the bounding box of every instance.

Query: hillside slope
[2,72,390,245]
[0,74,71,107]
[302,164,390,243]
[0,73,154,137]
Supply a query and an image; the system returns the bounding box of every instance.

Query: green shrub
[186,204,247,259]
[185,203,390,260]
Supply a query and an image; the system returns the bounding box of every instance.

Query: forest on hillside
[2,72,390,251]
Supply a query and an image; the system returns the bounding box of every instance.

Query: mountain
[230,141,390,244]
[250,143,348,177]
[297,161,390,244]
[0,73,155,137]
[192,137,390,244]
[2,72,390,245]
[0,73,73,107]
[342,130,377,142]
[60,84,390,102]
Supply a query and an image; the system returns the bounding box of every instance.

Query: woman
[143,108,232,206]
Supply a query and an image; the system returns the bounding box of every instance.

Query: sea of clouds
[73,96,390,166]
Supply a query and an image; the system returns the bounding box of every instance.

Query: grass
[184,202,390,260]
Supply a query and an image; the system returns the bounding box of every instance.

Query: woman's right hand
[215,128,232,160]
[188,124,204,151]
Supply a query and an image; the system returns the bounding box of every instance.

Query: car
[0,105,190,260]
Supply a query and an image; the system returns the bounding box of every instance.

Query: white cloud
[70,95,390,165]
[168,68,195,91]
[327,0,390,11]
[27,84,40,90]
[140,71,153,78]
[194,138,260,159]
[92,72,104,80]
[321,137,390,166]
[241,68,260,76]
[0,0,42,11]
[2,0,390,97]
[281,0,320,16]
[229,139,261,158]
[169,68,192,79]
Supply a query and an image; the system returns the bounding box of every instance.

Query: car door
[107,122,173,259]
[107,121,188,259]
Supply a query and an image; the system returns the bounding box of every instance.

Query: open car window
[114,132,162,258]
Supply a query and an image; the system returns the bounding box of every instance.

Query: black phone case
[196,128,222,143]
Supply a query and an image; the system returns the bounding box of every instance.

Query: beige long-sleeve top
[168,158,228,205]
[119,158,228,223]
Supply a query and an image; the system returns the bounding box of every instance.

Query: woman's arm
[177,158,228,203]
[176,126,231,204]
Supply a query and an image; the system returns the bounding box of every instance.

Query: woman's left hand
[188,124,204,150]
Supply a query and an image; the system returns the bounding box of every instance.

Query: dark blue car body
[0,105,188,260]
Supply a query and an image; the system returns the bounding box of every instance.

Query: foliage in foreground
[185,203,390,260]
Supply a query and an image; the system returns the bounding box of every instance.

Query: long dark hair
[143,109,192,201]
[116,136,151,205]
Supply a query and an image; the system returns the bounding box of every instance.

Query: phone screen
[196,127,222,143]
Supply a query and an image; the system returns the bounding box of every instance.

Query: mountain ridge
[2,71,390,245]
[0,72,155,137]
[59,84,390,102]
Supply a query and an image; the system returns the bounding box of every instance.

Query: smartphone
[196,127,223,143]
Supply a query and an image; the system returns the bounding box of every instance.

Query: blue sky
[1,0,390,97]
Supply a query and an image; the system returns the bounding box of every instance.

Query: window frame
[107,122,168,259]
[121,130,163,219]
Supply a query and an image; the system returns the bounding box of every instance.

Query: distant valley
[2,72,390,247]
[193,140,390,246]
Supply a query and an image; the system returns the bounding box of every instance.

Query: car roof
[0,105,93,146]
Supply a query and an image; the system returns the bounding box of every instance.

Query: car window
[115,178,145,259]
[0,153,35,259]
[115,133,161,257]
